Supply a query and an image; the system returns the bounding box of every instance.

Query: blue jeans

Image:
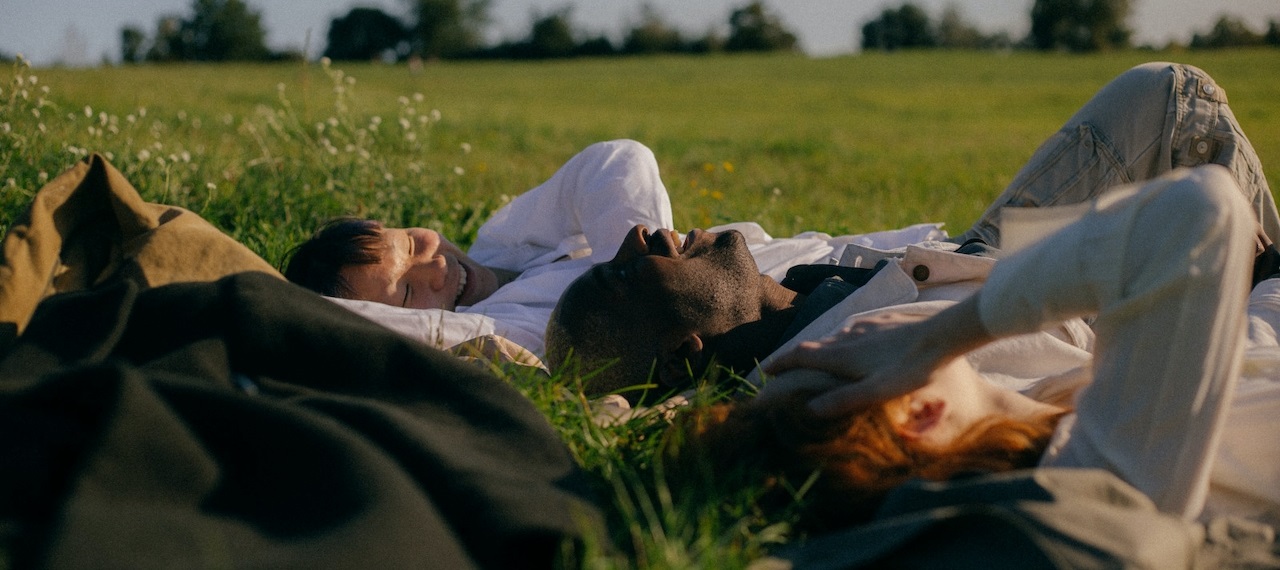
[957,62,1280,247]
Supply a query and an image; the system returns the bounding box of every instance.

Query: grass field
[3,49,1280,567]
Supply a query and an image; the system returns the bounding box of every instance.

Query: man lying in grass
[544,62,1280,526]
[284,141,941,357]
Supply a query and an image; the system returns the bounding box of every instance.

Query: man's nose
[407,256,449,292]
[613,225,650,262]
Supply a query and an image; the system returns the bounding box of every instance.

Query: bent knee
[1155,165,1254,242]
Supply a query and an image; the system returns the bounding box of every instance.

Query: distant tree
[525,10,577,59]
[622,4,686,54]
[324,8,408,61]
[1268,20,1280,46]
[406,0,490,59]
[574,35,616,57]
[182,0,271,60]
[724,2,798,52]
[937,4,1006,49]
[861,3,936,51]
[145,16,186,61]
[1190,15,1265,49]
[121,26,147,63]
[1028,0,1131,52]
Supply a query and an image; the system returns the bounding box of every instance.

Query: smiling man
[546,62,1280,400]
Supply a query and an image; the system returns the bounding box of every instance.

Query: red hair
[680,392,1064,527]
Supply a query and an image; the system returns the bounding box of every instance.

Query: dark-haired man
[546,62,1280,399]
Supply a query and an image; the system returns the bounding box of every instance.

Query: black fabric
[0,272,601,569]
[780,264,880,295]
[1252,243,1280,288]
[765,469,1207,570]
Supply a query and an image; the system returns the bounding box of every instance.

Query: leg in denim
[956,62,1279,247]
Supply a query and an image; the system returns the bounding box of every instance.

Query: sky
[2,0,1278,66]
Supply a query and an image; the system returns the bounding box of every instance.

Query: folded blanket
[0,271,602,568]
[0,153,281,348]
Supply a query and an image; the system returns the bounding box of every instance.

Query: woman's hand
[764,295,995,418]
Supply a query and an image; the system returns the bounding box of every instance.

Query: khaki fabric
[0,154,281,344]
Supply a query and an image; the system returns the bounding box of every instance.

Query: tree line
[113,0,1280,64]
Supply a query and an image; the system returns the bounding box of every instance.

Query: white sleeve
[466,139,673,272]
[981,167,1254,520]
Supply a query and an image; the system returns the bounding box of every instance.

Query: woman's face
[339,227,500,311]
[883,357,994,449]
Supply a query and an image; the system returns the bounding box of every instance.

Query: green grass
[3,49,1280,567]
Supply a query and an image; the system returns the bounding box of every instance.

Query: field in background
[6,50,1278,262]
[3,49,1279,567]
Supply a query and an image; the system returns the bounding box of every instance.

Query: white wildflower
[138,107,147,117]
[320,57,331,68]
[127,114,137,124]
[327,117,339,127]
[31,108,39,118]
[460,142,471,154]
[137,149,152,161]
[405,132,416,142]
[383,172,393,182]
[430,109,441,121]
[37,171,48,183]
[84,105,93,118]
[453,166,465,176]
[413,93,424,102]
[397,96,409,106]
[398,117,411,130]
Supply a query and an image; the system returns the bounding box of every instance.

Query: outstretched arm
[766,296,993,417]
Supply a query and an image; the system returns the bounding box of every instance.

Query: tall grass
[3,49,1279,567]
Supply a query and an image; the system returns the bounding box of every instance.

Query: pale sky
[2,0,1278,66]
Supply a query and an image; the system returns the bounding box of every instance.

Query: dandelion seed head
[320,57,332,68]
[207,182,216,190]
[460,142,471,154]
[429,109,441,121]
[370,116,382,125]
[31,108,39,118]
[84,105,93,118]
[397,96,409,106]
[453,166,465,176]
[138,149,152,161]
[37,171,48,183]
[327,117,339,127]
[398,117,411,130]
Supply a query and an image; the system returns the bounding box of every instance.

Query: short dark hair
[283,218,385,298]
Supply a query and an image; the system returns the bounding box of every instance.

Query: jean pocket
[1004,123,1130,208]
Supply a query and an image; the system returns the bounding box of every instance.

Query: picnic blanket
[0,156,603,567]
[0,271,603,568]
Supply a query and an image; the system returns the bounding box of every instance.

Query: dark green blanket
[0,272,601,569]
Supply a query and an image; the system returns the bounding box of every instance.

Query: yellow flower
[710,190,724,200]
[722,161,734,173]
[702,162,715,173]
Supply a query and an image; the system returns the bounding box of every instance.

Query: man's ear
[894,397,944,440]
[657,334,704,390]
